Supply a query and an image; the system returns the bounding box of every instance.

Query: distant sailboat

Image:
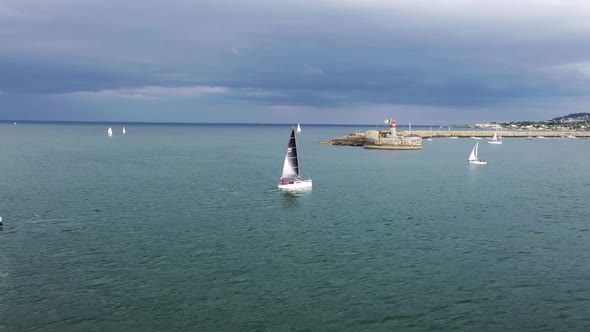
[122,126,126,135]
[296,123,302,133]
[278,129,312,190]
[488,130,502,144]
[468,142,487,165]
[107,127,113,137]
[426,127,433,141]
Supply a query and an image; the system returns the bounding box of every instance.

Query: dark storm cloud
[1,0,590,122]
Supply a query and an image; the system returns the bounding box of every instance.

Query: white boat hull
[487,141,502,144]
[469,160,487,165]
[278,179,312,190]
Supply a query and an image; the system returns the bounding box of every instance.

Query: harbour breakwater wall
[406,130,590,138]
[364,130,422,150]
[321,130,423,150]
[321,130,590,148]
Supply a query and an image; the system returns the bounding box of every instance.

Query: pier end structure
[364,130,423,150]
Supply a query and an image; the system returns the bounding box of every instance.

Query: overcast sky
[1,0,590,124]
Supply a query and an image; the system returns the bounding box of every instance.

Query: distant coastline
[0,120,383,127]
[0,120,475,127]
[3,112,590,130]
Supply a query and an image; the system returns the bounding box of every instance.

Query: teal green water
[1,123,590,331]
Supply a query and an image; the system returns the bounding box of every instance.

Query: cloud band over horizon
[1,0,590,124]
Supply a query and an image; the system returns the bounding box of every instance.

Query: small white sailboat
[107,127,113,137]
[278,128,312,190]
[296,123,302,133]
[122,126,126,135]
[426,127,433,141]
[468,142,487,165]
[488,130,502,144]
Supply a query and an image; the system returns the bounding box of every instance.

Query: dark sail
[281,129,300,178]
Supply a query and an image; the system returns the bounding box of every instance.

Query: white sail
[107,127,113,137]
[122,126,126,135]
[468,142,487,164]
[296,123,302,133]
[488,130,502,144]
[281,151,298,178]
[469,143,478,161]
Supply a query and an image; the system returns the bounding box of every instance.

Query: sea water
[1,123,590,331]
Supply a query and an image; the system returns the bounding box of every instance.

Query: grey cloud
[2,0,590,122]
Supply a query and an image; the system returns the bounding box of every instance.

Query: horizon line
[0,120,468,127]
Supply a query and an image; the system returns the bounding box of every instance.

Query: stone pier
[320,129,590,148]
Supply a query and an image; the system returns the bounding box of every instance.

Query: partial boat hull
[278,179,312,190]
[487,141,502,144]
[468,160,487,165]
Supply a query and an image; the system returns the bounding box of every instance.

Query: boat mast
[294,126,301,179]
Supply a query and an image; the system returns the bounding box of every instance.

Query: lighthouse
[389,119,397,136]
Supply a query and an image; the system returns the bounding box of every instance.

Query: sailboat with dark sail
[278,128,312,189]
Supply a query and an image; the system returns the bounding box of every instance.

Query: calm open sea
[1,123,590,331]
